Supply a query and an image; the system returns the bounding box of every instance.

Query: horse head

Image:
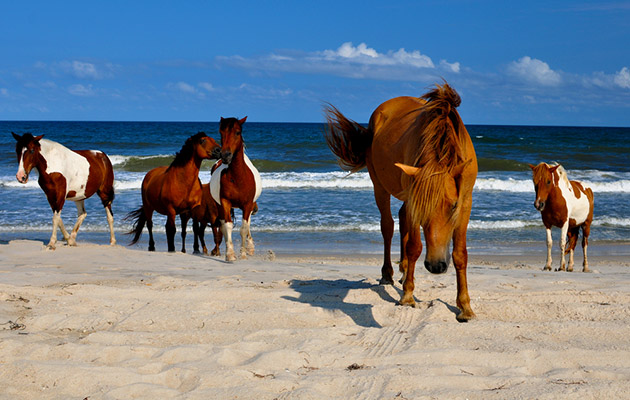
[195,132,221,160]
[396,159,471,274]
[219,116,247,165]
[12,132,45,184]
[529,163,560,211]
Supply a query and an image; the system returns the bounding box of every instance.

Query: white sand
[1,240,629,399]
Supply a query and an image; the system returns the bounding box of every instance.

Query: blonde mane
[532,162,569,187]
[404,83,467,226]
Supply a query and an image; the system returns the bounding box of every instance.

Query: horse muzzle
[221,151,233,165]
[16,172,29,184]
[211,147,222,160]
[424,259,449,274]
[534,200,545,211]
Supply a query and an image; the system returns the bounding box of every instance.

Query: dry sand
[1,239,629,399]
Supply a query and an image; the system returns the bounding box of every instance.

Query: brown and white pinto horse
[529,162,594,272]
[324,83,478,321]
[210,117,262,262]
[12,132,116,249]
[126,132,221,252]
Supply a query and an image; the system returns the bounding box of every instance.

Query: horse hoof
[456,310,477,322]
[211,249,220,256]
[379,277,395,285]
[226,253,237,262]
[398,295,416,307]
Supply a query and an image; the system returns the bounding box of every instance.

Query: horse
[324,82,478,321]
[11,132,116,249]
[126,132,221,252]
[529,162,594,272]
[210,117,262,262]
[190,182,223,256]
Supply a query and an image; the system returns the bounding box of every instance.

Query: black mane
[169,132,207,168]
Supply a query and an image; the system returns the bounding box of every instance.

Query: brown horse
[210,117,262,262]
[529,162,594,272]
[126,132,221,252]
[12,132,116,249]
[190,182,223,256]
[324,82,478,321]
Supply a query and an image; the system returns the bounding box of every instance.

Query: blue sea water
[1,121,629,255]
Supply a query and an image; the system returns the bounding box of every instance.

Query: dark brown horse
[529,162,594,272]
[210,117,262,262]
[126,132,220,252]
[190,182,223,256]
[324,82,478,321]
[12,132,116,249]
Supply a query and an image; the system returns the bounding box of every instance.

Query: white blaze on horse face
[39,139,91,200]
[16,147,28,183]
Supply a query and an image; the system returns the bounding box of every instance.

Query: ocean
[1,121,629,256]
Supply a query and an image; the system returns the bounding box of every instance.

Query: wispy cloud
[67,83,94,96]
[614,67,630,88]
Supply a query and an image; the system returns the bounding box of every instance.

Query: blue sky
[1,1,629,126]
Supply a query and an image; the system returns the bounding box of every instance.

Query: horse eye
[200,138,206,144]
[546,180,551,185]
[29,149,34,154]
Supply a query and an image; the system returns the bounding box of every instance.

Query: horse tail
[323,103,373,173]
[124,206,146,245]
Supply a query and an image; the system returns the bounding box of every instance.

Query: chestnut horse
[126,132,220,252]
[210,117,262,262]
[324,83,478,321]
[11,132,116,249]
[190,182,223,256]
[529,162,594,272]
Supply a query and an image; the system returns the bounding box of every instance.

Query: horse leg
[192,219,201,254]
[166,213,177,253]
[544,228,553,271]
[47,210,63,250]
[105,205,116,245]
[180,213,189,253]
[220,220,236,262]
[146,211,156,252]
[374,184,394,285]
[398,203,409,284]
[582,222,591,272]
[211,223,222,256]
[452,202,476,321]
[557,222,569,271]
[68,200,87,246]
[240,207,255,259]
[400,224,422,307]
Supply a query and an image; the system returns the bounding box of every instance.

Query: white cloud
[614,67,630,89]
[440,60,461,73]
[198,82,215,92]
[174,81,197,94]
[67,84,94,96]
[322,42,434,68]
[507,56,562,86]
[71,61,100,79]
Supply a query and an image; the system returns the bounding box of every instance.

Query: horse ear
[220,117,224,122]
[239,116,247,125]
[34,134,44,141]
[549,165,560,173]
[395,162,420,176]
[11,132,21,141]
[451,158,473,179]
[528,163,536,170]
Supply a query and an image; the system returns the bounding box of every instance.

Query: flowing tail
[323,103,373,173]
[124,206,146,245]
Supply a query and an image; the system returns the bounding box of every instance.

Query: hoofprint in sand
[1,240,629,399]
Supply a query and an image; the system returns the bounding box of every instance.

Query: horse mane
[220,117,240,131]
[169,132,207,168]
[405,82,467,227]
[532,162,569,186]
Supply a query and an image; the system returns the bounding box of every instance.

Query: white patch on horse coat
[554,167,590,226]
[210,153,262,204]
[39,139,91,200]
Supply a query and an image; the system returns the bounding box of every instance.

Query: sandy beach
[1,239,629,399]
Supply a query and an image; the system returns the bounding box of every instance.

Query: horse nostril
[424,260,448,274]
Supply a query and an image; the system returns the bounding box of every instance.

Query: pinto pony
[529,162,594,272]
[126,132,221,252]
[324,83,478,321]
[210,117,262,262]
[11,132,116,249]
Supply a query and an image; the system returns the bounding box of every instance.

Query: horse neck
[169,152,204,185]
[228,143,246,168]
